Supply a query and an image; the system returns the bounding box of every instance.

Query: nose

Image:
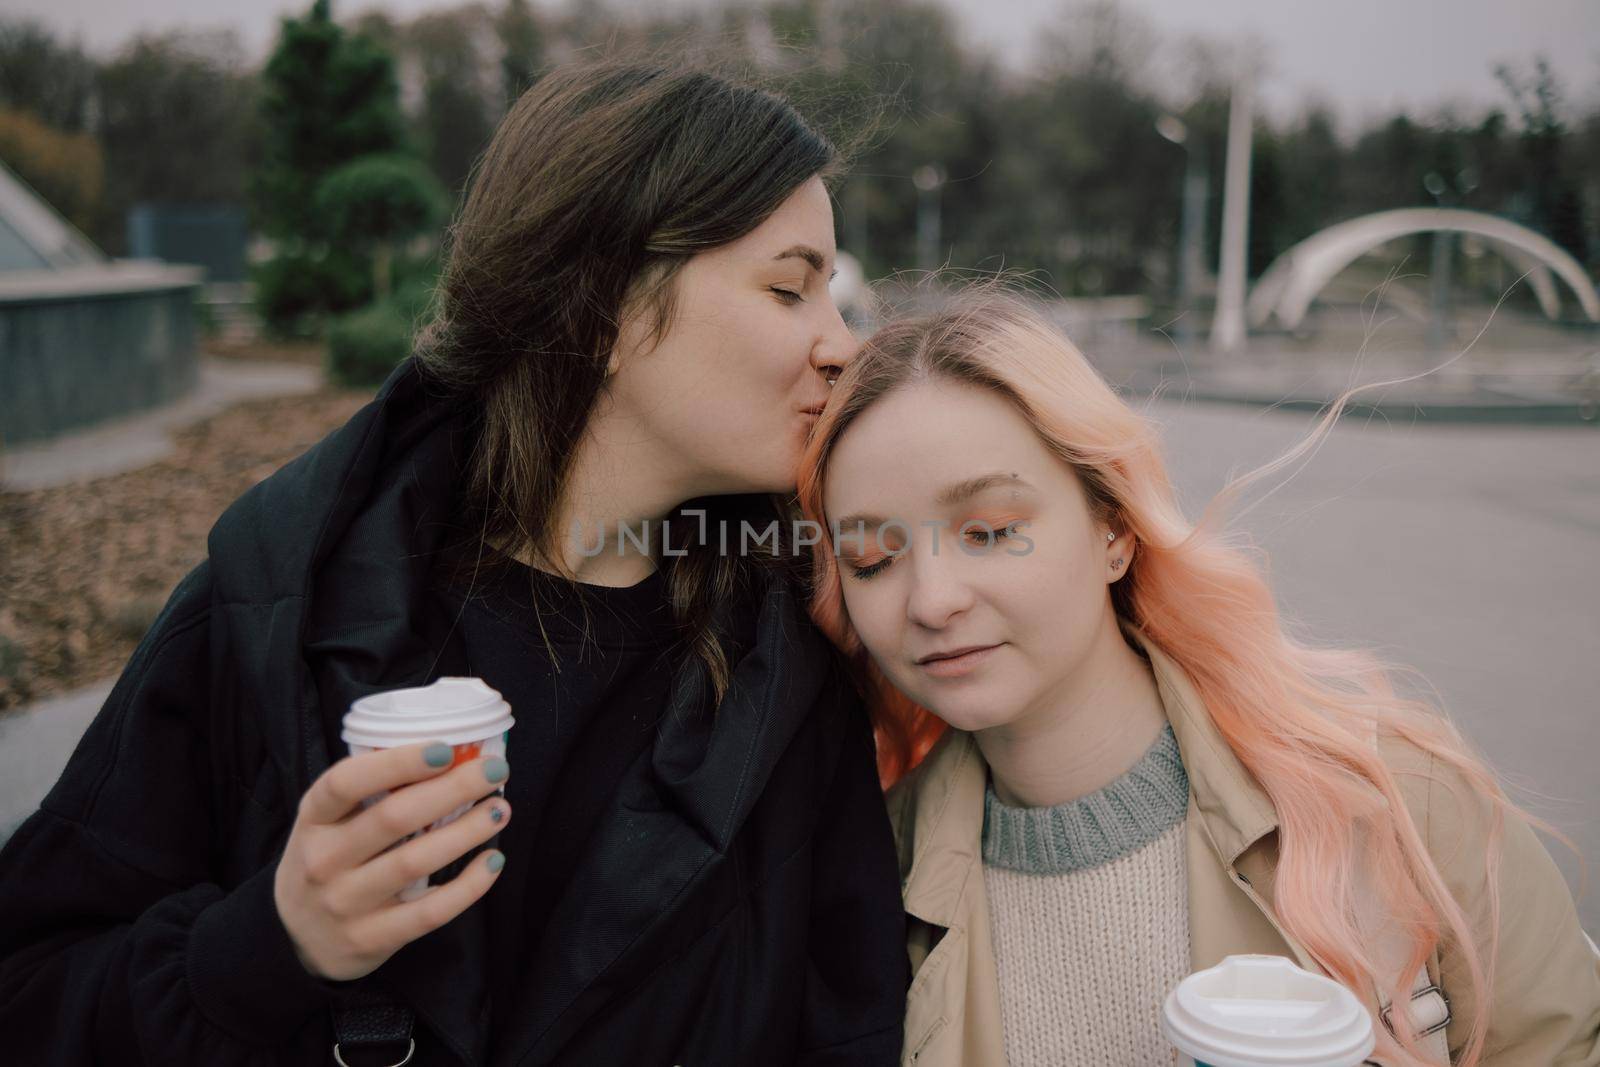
[812,299,862,385]
[903,538,976,631]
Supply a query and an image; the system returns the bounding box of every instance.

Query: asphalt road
[1149,394,1600,936]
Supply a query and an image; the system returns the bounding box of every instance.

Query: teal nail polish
[423,742,452,767]
[486,851,505,873]
[483,757,509,783]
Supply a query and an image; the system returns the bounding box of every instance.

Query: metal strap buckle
[332,1037,416,1067]
[1380,982,1452,1038]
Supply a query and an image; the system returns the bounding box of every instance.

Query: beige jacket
[885,633,1600,1065]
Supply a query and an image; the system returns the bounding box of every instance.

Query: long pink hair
[796,284,1581,1066]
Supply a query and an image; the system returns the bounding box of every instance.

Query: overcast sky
[8,0,1598,130]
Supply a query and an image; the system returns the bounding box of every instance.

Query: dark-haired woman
[0,57,907,1066]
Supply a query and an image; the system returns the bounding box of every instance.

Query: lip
[916,643,998,664]
[916,643,1002,678]
[799,405,826,417]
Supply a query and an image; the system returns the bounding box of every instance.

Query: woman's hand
[272,741,511,982]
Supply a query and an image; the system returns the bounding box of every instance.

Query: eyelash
[771,287,803,305]
[847,522,1021,582]
[968,523,1018,548]
[850,558,891,581]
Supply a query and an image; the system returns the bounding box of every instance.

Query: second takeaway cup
[1161,954,1377,1067]
[341,677,516,903]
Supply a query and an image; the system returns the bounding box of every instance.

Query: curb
[1124,384,1600,425]
[2,358,325,491]
[1108,368,1600,426]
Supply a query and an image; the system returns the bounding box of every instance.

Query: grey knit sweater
[981,721,1192,1066]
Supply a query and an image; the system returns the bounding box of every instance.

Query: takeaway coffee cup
[341,676,515,903]
[1161,954,1376,1067]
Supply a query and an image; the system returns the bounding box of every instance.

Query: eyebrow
[774,245,839,280]
[834,472,1035,533]
[936,471,1034,505]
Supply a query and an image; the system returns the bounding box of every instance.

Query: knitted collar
[981,722,1189,874]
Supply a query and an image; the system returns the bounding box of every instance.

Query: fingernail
[423,742,452,767]
[486,851,505,873]
[483,757,509,783]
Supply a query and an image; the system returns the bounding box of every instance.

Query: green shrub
[316,154,448,302]
[253,248,374,338]
[326,301,414,387]
[391,246,441,293]
[191,292,218,337]
[252,253,323,337]
[316,155,446,248]
[387,275,439,324]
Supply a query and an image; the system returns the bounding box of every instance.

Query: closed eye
[771,287,803,305]
[964,522,1019,547]
[848,556,893,581]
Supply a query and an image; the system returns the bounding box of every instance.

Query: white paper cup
[341,677,515,902]
[1161,954,1376,1067]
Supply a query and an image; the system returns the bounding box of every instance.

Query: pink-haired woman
[796,288,1600,1066]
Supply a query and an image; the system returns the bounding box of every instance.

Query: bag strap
[1375,964,1451,1065]
[330,984,416,1067]
[1359,720,1452,1066]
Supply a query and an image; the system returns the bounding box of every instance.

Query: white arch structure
[1248,208,1600,330]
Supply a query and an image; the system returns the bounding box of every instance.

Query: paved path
[1,358,323,490]
[1150,396,1600,935]
[1,355,321,832]
[1100,343,1600,424]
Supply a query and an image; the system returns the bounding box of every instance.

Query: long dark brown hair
[414,48,845,701]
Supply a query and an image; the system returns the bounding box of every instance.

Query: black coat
[0,358,908,1065]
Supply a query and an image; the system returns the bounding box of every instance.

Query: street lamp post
[1156,116,1208,353]
[1211,71,1255,355]
[914,164,945,274]
[1423,172,1454,354]
[1422,167,1479,355]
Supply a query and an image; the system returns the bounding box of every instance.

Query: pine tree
[498,0,544,109]
[252,0,408,330]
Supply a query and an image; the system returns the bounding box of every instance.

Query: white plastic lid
[1161,954,1376,1067]
[341,676,515,749]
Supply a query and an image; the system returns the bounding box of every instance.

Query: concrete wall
[0,263,205,446]
[127,204,247,284]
